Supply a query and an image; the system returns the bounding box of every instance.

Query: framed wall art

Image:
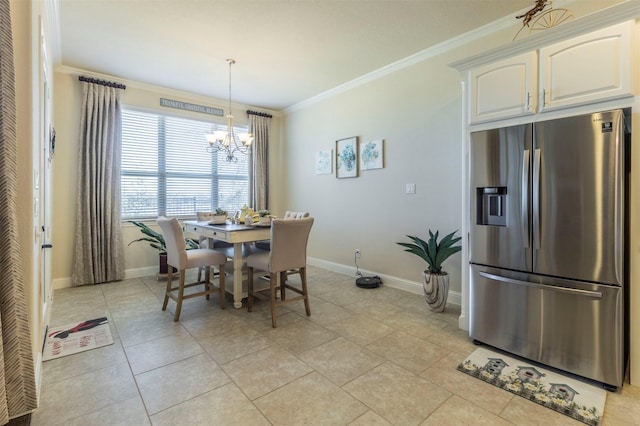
[315,149,333,175]
[336,136,358,178]
[360,139,384,170]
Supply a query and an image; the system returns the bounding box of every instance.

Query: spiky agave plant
[397,229,462,274]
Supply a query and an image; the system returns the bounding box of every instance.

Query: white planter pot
[210,215,227,224]
[259,216,272,225]
[423,271,449,312]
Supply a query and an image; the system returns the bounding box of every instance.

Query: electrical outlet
[355,249,361,258]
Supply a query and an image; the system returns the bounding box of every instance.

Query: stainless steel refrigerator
[469,109,629,390]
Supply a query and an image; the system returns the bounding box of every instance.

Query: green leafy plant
[397,229,462,274]
[128,221,198,252]
[214,207,227,216]
[258,209,271,217]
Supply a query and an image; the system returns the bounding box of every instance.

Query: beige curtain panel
[71,80,125,286]
[0,0,38,421]
[248,111,271,211]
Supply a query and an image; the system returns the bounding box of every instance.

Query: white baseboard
[52,277,72,290]
[307,257,461,307]
[52,266,159,290]
[124,266,159,280]
[52,261,461,308]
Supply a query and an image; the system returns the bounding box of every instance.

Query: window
[121,109,248,220]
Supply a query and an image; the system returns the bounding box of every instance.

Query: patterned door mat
[43,317,113,361]
[457,347,606,425]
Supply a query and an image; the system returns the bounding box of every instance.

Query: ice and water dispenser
[476,187,507,226]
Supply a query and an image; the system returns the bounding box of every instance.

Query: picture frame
[336,136,358,178]
[360,139,384,170]
[315,149,333,175]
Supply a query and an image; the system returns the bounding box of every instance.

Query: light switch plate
[406,183,416,194]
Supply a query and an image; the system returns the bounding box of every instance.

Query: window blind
[121,109,248,219]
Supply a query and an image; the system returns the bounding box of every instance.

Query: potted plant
[197,208,227,224]
[128,221,198,274]
[258,209,272,224]
[211,208,228,224]
[397,229,462,312]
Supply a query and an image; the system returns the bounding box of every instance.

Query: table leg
[233,242,244,308]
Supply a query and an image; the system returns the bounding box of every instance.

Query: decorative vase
[423,271,449,312]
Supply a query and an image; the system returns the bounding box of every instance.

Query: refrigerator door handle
[521,150,530,248]
[532,148,541,250]
[479,272,603,299]
[614,120,624,285]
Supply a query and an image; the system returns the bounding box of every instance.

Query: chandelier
[205,59,253,162]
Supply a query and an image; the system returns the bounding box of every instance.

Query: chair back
[157,217,187,269]
[269,217,314,272]
[283,211,309,219]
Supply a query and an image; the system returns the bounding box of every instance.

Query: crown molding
[450,1,640,72]
[284,1,586,113]
[285,5,527,114]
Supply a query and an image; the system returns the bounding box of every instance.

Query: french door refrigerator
[469,109,628,390]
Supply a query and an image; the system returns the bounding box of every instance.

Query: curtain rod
[247,110,272,118]
[78,76,126,90]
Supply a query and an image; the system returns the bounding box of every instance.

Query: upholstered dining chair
[157,217,227,321]
[254,211,310,282]
[254,211,309,251]
[246,217,314,327]
[283,210,310,219]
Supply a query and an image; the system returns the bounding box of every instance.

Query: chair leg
[204,266,211,300]
[218,264,226,309]
[280,271,286,300]
[162,268,173,311]
[300,267,311,317]
[270,272,278,328]
[174,270,186,322]
[247,266,254,312]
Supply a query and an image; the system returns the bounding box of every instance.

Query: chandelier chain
[205,58,253,162]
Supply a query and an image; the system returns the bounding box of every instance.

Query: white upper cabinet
[539,21,633,112]
[470,52,537,123]
[466,20,635,124]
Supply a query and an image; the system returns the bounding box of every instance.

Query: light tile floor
[32,266,640,425]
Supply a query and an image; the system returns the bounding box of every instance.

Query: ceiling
[56,0,538,111]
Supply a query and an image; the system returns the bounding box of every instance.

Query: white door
[38,21,53,352]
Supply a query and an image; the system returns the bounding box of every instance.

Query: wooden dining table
[182,220,270,308]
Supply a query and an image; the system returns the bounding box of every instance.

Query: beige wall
[52,73,282,284]
[285,57,464,293]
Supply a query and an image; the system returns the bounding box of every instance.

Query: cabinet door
[470,52,537,124]
[539,21,633,112]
